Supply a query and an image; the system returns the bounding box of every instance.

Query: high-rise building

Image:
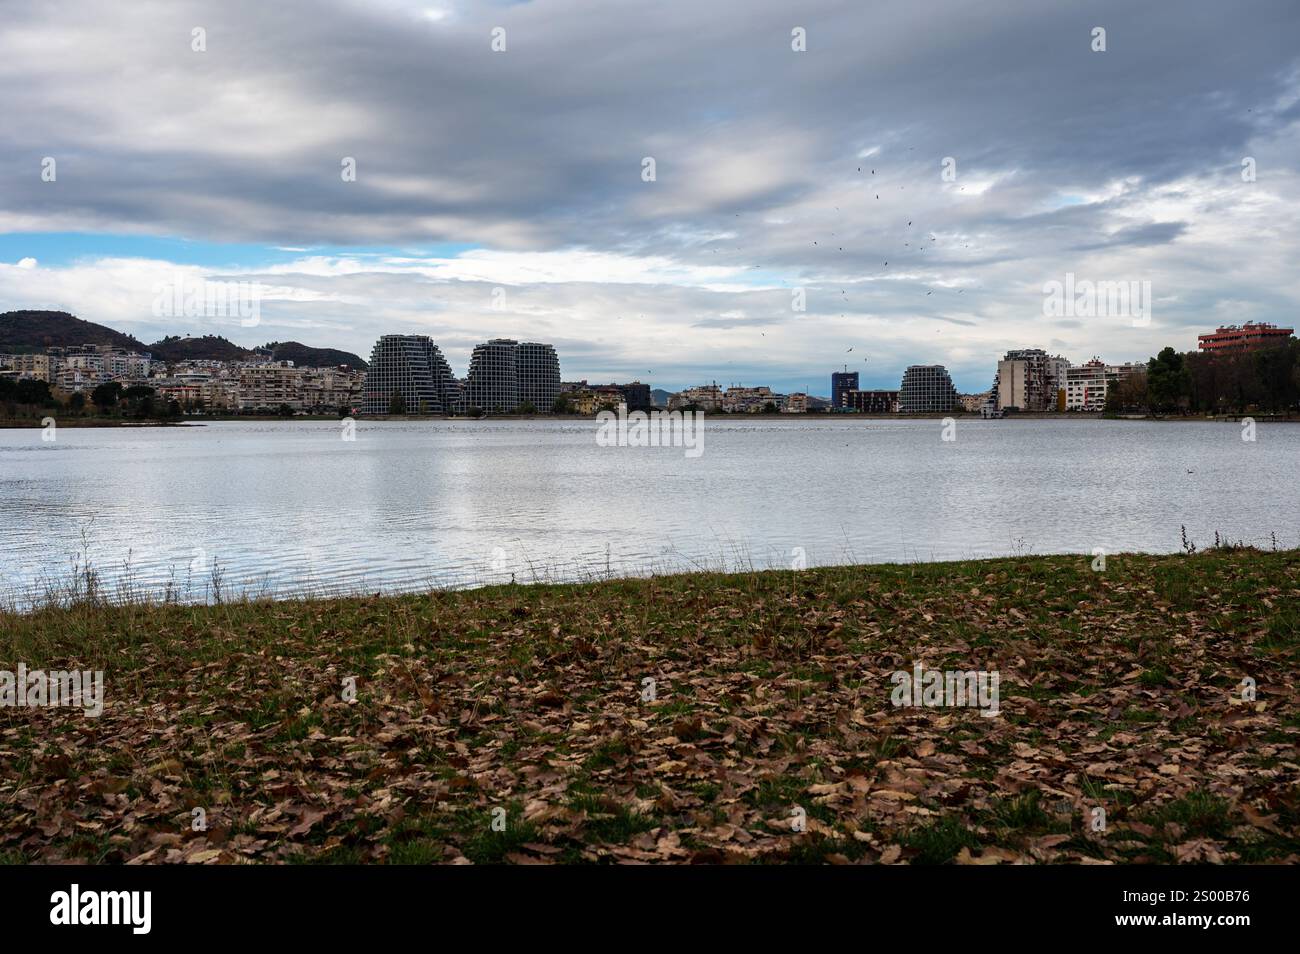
[360,335,460,415]
[465,339,561,413]
[831,370,859,409]
[994,348,1068,411]
[898,365,960,413]
[516,342,561,412]
[465,338,517,413]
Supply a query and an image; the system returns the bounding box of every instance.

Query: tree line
[0,377,183,421]
[1107,339,1300,415]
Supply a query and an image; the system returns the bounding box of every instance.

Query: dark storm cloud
[1078,221,1189,250]
[0,0,1295,251]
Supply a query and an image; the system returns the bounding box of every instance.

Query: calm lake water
[1,418,1296,606]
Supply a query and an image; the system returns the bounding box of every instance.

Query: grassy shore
[1,549,1297,864]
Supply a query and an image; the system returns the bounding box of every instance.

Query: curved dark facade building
[516,342,561,412]
[898,364,960,413]
[465,339,560,413]
[361,335,460,415]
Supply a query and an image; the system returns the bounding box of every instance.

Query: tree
[763,401,778,414]
[12,378,54,406]
[551,395,572,414]
[516,400,537,415]
[1113,371,1148,413]
[92,381,123,410]
[123,384,155,401]
[113,384,156,419]
[388,391,406,415]
[1146,347,1190,413]
[69,392,86,411]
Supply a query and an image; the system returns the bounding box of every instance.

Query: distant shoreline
[2,411,1297,429]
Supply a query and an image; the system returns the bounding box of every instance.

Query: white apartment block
[1065,359,1145,411]
[238,363,306,410]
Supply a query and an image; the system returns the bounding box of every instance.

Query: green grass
[1,547,1297,864]
[905,818,980,865]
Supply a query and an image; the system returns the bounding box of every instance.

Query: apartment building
[1064,358,1145,411]
[780,392,809,413]
[843,389,899,413]
[1197,322,1294,352]
[464,339,561,413]
[898,365,961,413]
[515,342,562,412]
[831,370,859,409]
[0,353,53,381]
[995,348,1067,412]
[361,335,460,415]
[669,384,723,411]
[37,346,155,391]
[238,362,306,411]
[723,386,776,412]
[303,367,364,412]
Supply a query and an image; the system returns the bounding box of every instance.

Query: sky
[1,0,1297,394]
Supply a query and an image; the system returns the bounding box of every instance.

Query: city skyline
[2,1,1298,394]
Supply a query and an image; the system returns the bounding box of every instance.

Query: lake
[1,417,1296,606]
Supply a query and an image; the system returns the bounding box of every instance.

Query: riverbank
[1,549,1296,864]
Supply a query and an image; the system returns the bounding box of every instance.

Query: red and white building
[1197,322,1294,352]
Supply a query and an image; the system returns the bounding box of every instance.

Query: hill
[0,310,148,354]
[145,336,367,369]
[262,341,368,371]
[0,310,367,369]
[147,335,260,364]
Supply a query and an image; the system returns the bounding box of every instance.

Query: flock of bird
[724,158,979,364]
[618,157,979,379]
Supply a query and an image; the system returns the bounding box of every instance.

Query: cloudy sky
[1,0,1297,394]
